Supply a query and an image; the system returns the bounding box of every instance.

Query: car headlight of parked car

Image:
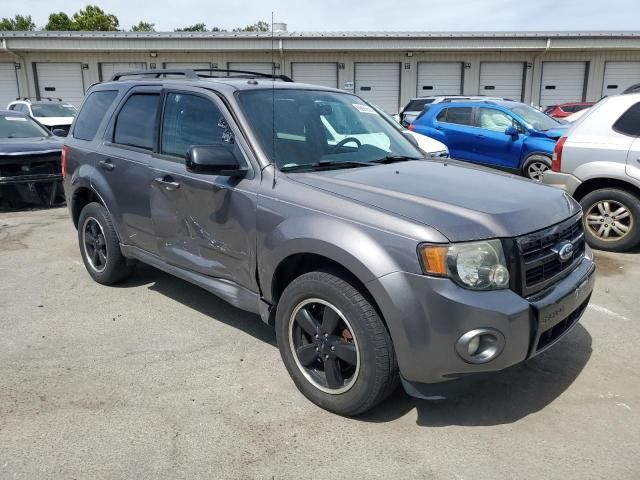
[429,149,449,158]
[418,239,510,290]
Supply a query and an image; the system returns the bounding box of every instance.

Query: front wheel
[580,188,640,252]
[522,155,551,181]
[275,270,398,416]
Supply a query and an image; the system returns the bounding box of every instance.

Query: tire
[275,270,398,416]
[78,202,133,284]
[522,155,551,181]
[580,188,640,252]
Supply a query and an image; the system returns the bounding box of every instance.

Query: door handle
[99,159,115,171]
[154,176,180,191]
[476,134,486,139]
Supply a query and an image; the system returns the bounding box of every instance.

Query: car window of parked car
[74,90,118,141]
[436,107,473,126]
[405,99,430,112]
[113,94,159,150]
[509,105,560,131]
[477,108,515,132]
[31,103,77,118]
[161,93,232,157]
[613,102,640,137]
[0,115,50,139]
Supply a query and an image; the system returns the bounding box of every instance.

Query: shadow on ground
[115,262,592,427]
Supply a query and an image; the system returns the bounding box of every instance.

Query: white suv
[7,98,77,135]
[543,90,640,251]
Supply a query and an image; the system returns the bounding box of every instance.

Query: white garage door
[480,62,525,101]
[100,62,146,81]
[0,62,19,108]
[355,63,401,114]
[417,62,462,96]
[602,62,640,96]
[291,63,338,88]
[540,62,587,107]
[228,62,275,76]
[36,63,85,108]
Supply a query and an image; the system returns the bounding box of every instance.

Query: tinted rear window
[113,94,159,150]
[73,90,118,141]
[613,102,640,137]
[405,99,429,112]
[437,107,473,126]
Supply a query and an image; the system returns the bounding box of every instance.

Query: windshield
[30,103,77,118]
[0,115,50,139]
[509,105,561,131]
[237,89,422,170]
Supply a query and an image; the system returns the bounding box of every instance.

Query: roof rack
[15,97,63,102]
[109,68,293,82]
[622,83,640,94]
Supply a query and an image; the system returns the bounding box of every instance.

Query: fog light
[456,328,505,364]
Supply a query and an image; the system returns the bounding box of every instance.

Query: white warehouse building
[1,29,640,113]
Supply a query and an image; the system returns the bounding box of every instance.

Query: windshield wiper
[370,155,421,164]
[280,160,374,172]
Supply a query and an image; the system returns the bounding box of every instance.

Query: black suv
[63,69,595,416]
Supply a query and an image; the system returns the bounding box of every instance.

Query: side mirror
[505,126,519,138]
[52,128,67,137]
[185,145,246,177]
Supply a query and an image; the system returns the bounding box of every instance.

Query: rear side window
[73,90,118,141]
[161,93,230,157]
[405,99,429,112]
[436,107,473,126]
[113,94,159,149]
[613,102,640,137]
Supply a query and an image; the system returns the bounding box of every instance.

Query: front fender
[259,213,422,304]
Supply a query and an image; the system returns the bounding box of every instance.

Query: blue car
[409,100,567,180]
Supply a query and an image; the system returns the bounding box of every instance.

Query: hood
[530,126,567,140]
[290,160,580,241]
[0,136,63,155]
[36,117,74,127]
[408,131,447,153]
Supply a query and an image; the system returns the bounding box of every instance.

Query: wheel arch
[573,177,640,202]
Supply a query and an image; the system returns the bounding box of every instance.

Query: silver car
[544,89,640,251]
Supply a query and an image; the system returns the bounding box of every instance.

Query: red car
[544,102,594,119]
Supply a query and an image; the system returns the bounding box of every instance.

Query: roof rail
[109,68,294,82]
[15,97,63,102]
[622,83,640,94]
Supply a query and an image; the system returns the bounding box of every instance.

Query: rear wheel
[78,202,133,284]
[275,270,398,416]
[522,155,551,181]
[580,188,640,252]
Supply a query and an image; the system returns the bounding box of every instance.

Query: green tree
[0,14,36,31]
[72,5,119,31]
[44,12,74,31]
[211,26,227,32]
[131,21,155,32]
[233,20,269,32]
[174,23,207,32]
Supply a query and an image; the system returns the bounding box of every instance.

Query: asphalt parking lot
[1,207,639,479]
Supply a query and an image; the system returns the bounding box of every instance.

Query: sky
[4,0,640,31]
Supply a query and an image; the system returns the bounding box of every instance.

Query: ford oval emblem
[555,241,574,262]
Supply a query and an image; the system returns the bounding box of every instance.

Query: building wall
[3,46,640,109]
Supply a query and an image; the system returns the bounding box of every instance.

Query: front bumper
[367,247,595,391]
[542,171,582,196]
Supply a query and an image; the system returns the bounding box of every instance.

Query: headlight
[430,149,449,158]
[418,240,510,290]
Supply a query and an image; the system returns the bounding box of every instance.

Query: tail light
[408,124,416,131]
[61,145,69,177]
[552,136,566,172]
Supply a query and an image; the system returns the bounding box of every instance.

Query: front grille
[516,214,585,294]
[536,296,590,351]
[0,153,61,181]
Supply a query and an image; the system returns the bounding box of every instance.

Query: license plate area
[531,269,595,354]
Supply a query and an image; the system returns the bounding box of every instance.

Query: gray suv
[63,69,595,416]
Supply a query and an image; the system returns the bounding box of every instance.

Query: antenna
[271,11,276,187]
